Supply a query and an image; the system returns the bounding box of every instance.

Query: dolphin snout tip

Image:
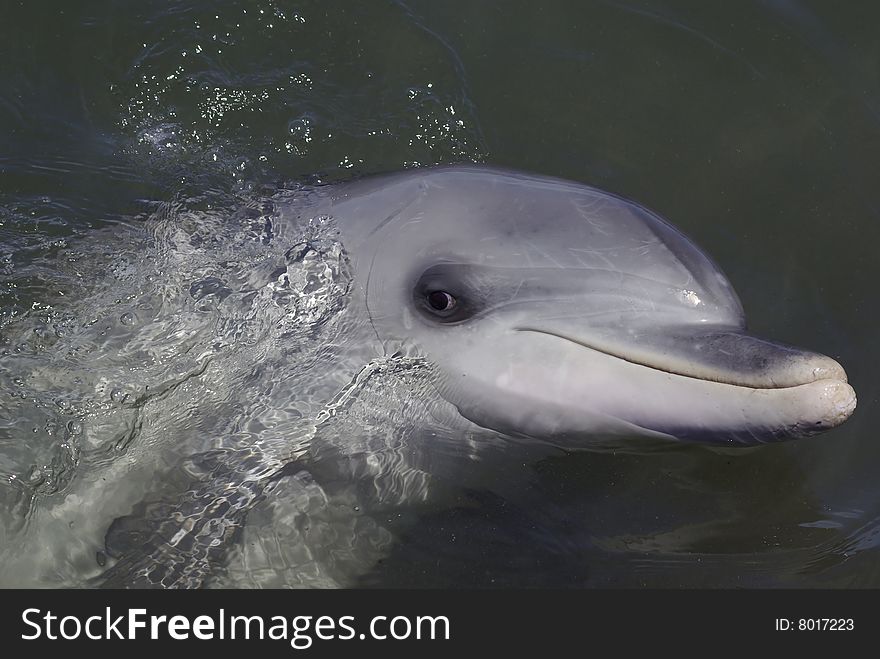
[824,379,857,423]
[804,378,857,434]
[811,356,848,384]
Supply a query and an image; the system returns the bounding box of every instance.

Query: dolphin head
[328,165,856,445]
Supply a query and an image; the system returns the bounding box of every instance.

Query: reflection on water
[1,1,878,587]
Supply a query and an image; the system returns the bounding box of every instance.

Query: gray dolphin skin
[302,165,856,445]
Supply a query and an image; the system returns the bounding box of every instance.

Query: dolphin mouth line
[513,327,842,390]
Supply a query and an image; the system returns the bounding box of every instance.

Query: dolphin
[299,164,856,445]
[0,164,857,589]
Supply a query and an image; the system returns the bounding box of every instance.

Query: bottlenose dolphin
[100,164,856,587]
[313,165,856,445]
[0,164,856,588]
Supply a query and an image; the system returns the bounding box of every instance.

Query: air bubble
[67,420,82,436]
[120,312,136,326]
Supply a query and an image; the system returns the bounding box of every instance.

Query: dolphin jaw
[513,326,849,390]
[474,326,858,444]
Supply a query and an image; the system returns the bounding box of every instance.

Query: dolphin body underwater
[0,165,856,587]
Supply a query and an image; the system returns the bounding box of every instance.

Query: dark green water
[1,1,878,587]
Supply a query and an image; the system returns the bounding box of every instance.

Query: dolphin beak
[453,324,856,445]
[517,324,856,443]
[517,324,848,389]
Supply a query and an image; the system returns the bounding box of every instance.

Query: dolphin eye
[414,264,481,324]
[427,290,456,312]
